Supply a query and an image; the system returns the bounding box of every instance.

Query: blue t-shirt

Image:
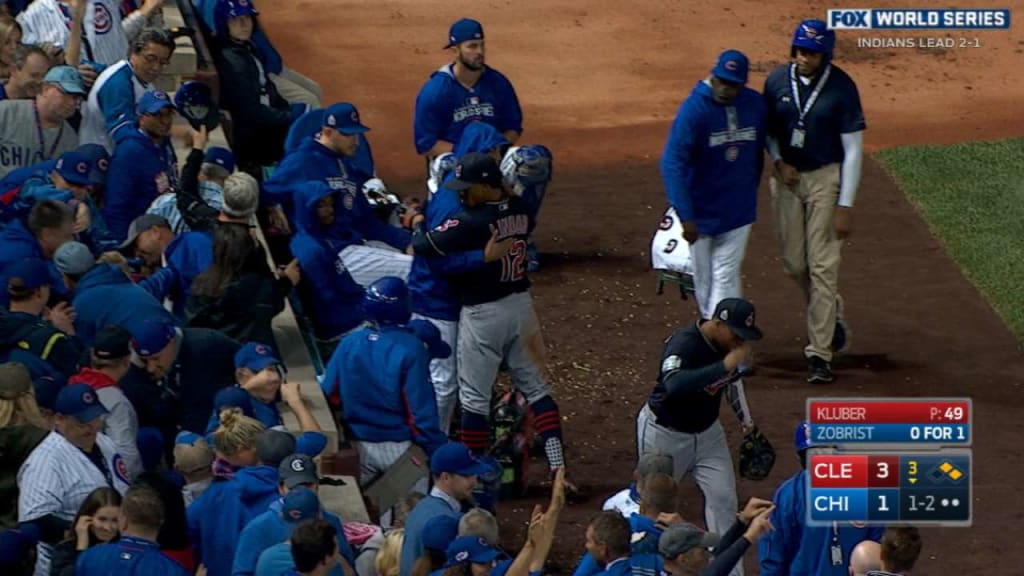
[763,63,866,172]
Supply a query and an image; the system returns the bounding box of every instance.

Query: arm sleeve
[220,48,291,128]
[176,149,219,233]
[402,351,447,454]
[20,179,72,203]
[137,266,178,302]
[411,216,473,258]
[757,486,797,576]
[431,249,486,274]
[352,187,411,250]
[499,76,524,134]
[97,75,137,145]
[660,359,730,398]
[231,525,260,576]
[698,521,751,576]
[104,401,143,479]
[570,553,601,576]
[20,515,71,544]
[660,99,700,221]
[413,79,448,155]
[837,131,864,208]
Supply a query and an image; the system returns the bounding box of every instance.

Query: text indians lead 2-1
[806,398,971,446]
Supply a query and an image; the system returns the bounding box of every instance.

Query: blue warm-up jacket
[758,470,885,576]
[323,324,446,454]
[188,469,275,576]
[660,79,766,237]
[75,535,188,576]
[72,263,176,348]
[408,122,502,321]
[103,129,178,240]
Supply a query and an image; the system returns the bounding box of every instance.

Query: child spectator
[133,470,195,572]
[0,362,49,530]
[48,487,122,576]
[0,15,21,80]
[172,432,214,506]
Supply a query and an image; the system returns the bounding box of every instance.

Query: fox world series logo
[826,9,1010,30]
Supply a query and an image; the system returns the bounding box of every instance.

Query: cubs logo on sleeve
[112,453,131,484]
[93,2,113,34]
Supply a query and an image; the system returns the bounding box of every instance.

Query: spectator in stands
[211,0,305,172]
[0,362,49,531]
[0,258,82,380]
[225,429,299,524]
[400,442,491,576]
[582,512,631,576]
[0,143,107,211]
[409,515,459,576]
[173,431,214,506]
[872,527,922,576]
[0,14,20,79]
[186,221,300,345]
[133,469,196,572]
[361,528,403,576]
[603,452,674,518]
[0,524,41,576]
[74,485,188,576]
[0,65,83,178]
[1,44,51,101]
[48,486,122,576]
[102,89,179,240]
[149,125,235,234]
[850,540,881,576]
[0,200,74,306]
[17,0,164,69]
[80,27,175,153]
[67,324,142,478]
[287,519,345,576]
[122,317,239,440]
[17,383,131,576]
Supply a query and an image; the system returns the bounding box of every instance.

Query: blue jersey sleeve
[660,98,702,222]
[97,71,137,144]
[351,188,411,249]
[19,177,72,203]
[432,249,486,274]
[401,347,447,454]
[758,475,802,576]
[414,76,450,154]
[570,552,601,576]
[496,74,523,135]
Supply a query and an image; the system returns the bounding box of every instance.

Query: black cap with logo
[712,298,763,341]
[448,152,503,190]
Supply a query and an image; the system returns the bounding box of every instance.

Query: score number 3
[501,239,528,282]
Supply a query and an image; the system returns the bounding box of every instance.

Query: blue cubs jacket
[138,230,213,320]
[75,535,188,576]
[660,79,766,237]
[103,128,178,240]
[72,262,177,348]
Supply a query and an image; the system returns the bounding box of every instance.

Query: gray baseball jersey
[16,0,158,67]
[18,431,130,576]
[0,99,78,178]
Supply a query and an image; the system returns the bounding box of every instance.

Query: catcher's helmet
[362,276,411,326]
[174,81,220,131]
[794,420,815,452]
[790,19,835,58]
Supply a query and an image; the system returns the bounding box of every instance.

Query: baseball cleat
[807,356,835,384]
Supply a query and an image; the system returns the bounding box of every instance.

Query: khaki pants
[770,163,842,362]
[270,67,323,108]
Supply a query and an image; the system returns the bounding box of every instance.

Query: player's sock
[529,396,565,470]
[460,411,490,455]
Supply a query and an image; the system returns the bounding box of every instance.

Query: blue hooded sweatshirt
[187,477,242,576]
[288,181,367,340]
[758,470,885,576]
[233,497,355,576]
[660,79,766,237]
[413,64,523,155]
[103,128,179,240]
[408,122,504,321]
[0,219,68,307]
[72,263,177,348]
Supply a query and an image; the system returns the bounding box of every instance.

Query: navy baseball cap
[5,258,51,291]
[33,375,64,412]
[54,150,93,187]
[296,431,328,458]
[711,49,749,85]
[43,66,86,96]
[280,487,321,523]
[213,386,257,419]
[129,318,177,357]
[430,442,491,477]
[448,152,503,191]
[445,536,502,567]
[234,342,280,372]
[712,298,763,341]
[93,324,132,359]
[55,383,109,423]
[204,146,236,173]
[323,103,369,135]
[76,144,110,187]
[137,90,175,116]
[408,319,452,360]
[422,515,460,552]
[445,18,484,48]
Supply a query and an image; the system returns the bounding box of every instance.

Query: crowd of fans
[0,1,926,576]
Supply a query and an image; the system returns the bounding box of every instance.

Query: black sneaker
[807,356,835,384]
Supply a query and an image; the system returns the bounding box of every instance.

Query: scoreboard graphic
[805,398,972,527]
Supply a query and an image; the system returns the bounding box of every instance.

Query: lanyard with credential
[34,100,64,160]
[787,63,831,149]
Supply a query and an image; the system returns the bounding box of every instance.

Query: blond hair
[375,529,404,576]
[213,407,264,456]
[0,392,47,429]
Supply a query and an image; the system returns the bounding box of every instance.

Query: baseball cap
[711,49,749,85]
[296,431,328,458]
[137,90,175,116]
[204,146,236,173]
[33,375,64,412]
[76,144,110,187]
[0,363,32,400]
[445,18,484,49]
[279,453,319,489]
[54,150,93,187]
[322,102,369,135]
[408,319,452,360]
[637,452,674,479]
[129,318,177,357]
[54,382,109,423]
[658,522,720,558]
[224,0,259,19]
[445,536,502,567]
[422,515,460,552]
[234,342,281,372]
[43,65,86,96]
[5,258,51,291]
[448,152,502,191]
[93,324,132,360]
[0,524,41,566]
[213,386,257,420]
[280,487,321,523]
[712,298,763,341]
[430,442,491,477]
[221,173,258,220]
[257,429,297,468]
[173,431,214,473]
[53,241,94,276]
[119,213,170,250]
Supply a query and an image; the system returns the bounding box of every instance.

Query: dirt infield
[262,2,1024,573]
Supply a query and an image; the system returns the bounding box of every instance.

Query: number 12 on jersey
[500,239,528,282]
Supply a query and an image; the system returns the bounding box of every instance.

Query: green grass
[875,138,1024,341]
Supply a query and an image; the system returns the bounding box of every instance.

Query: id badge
[790,127,806,149]
[830,544,843,566]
